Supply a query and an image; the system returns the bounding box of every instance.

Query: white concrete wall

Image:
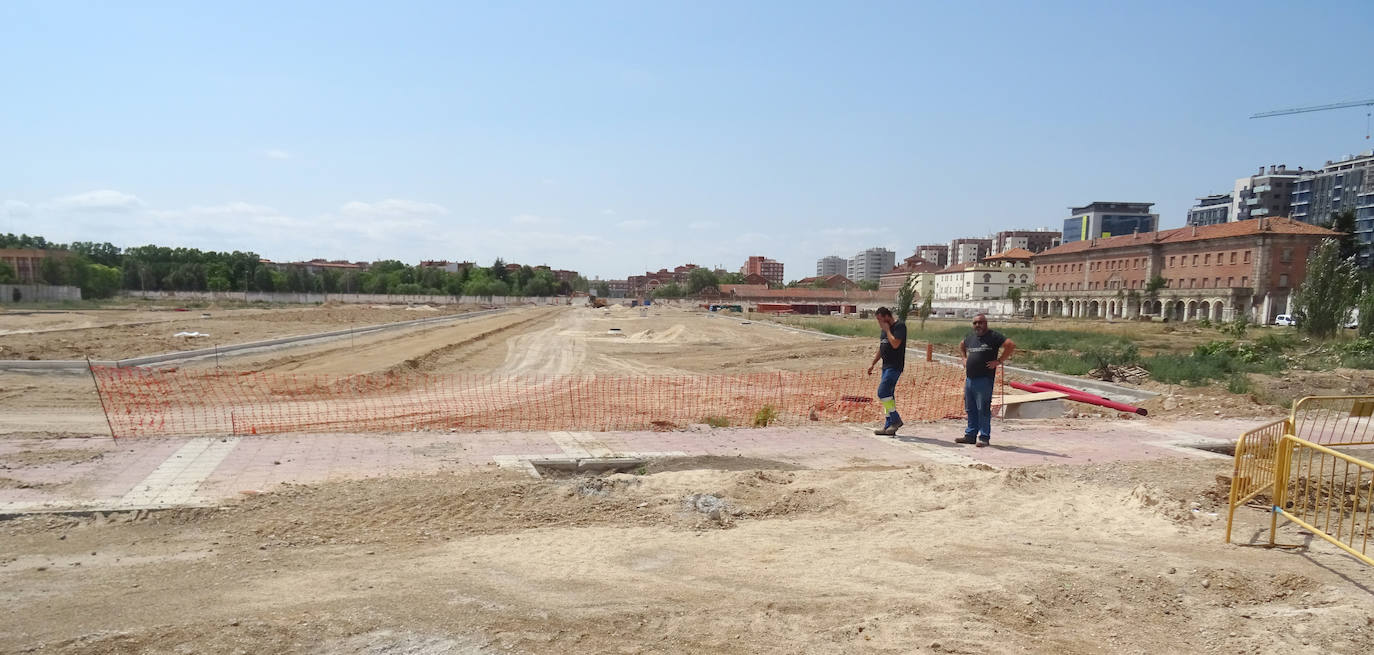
[0,284,83,303]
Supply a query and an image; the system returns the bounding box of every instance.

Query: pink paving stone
[0,418,1272,512]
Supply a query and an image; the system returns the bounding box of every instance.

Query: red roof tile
[1034,217,1337,257]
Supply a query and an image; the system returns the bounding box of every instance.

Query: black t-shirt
[963,330,1007,378]
[879,321,907,371]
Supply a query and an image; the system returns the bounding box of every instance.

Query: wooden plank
[998,391,1069,405]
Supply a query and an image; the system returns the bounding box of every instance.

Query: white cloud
[688,220,719,230]
[264,149,291,160]
[615,219,654,230]
[601,209,616,216]
[49,190,143,212]
[339,199,448,218]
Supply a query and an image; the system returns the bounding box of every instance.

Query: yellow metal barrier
[1224,418,1289,543]
[1270,435,1374,566]
[1290,395,1374,446]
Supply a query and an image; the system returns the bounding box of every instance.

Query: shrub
[752,405,779,427]
[1226,372,1253,395]
[702,416,730,428]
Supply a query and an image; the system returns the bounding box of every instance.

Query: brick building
[741,256,784,285]
[878,256,940,292]
[1027,217,1336,323]
[0,249,54,283]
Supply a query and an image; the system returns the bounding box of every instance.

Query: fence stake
[85,357,119,441]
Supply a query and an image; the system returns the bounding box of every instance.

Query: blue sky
[2,0,1371,280]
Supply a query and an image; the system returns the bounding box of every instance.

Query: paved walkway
[0,417,1264,514]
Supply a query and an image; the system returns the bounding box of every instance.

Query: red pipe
[1009,380,1148,416]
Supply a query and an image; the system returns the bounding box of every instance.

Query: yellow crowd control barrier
[1270,435,1374,566]
[1226,395,1374,566]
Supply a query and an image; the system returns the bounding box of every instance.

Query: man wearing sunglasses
[957,314,1015,447]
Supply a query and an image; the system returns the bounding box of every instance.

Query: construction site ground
[2,304,1371,653]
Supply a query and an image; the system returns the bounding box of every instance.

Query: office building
[1062,202,1158,243]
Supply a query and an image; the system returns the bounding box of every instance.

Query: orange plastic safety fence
[91,361,993,437]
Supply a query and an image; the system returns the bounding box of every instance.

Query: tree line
[0,234,589,299]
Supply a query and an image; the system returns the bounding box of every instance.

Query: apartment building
[815,255,847,277]
[741,256,784,285]
[948,238,992,266]
[846,248,895,283]
[993,230,1060,254]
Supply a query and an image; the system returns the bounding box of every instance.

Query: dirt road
[2,457,1369,654]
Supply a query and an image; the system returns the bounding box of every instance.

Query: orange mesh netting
[91,361,995,437]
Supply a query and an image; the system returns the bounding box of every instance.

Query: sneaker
[976,438,990,448]
[955,435,978,444]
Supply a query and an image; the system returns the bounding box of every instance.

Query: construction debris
[1088,365,1151,384]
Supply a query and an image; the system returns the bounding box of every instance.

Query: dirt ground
[3,304,1373,652]
[0,302,483,361]
[2,458,1371,654]
[0,305,1296,438]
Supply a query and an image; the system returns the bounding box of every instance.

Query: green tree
[718,272,746,285]
[686,268,720,295]
[857,279,879,291]
[919,294,933,330]
[594,282,611,297]
[1008,287,1023,313]
[1358,284,1374,339]
[40,256,67,285]
[1293,239,1359,339]
[0,260,16,283]
[896,274,916,322]
[81,264,122,299]
[253,266,276,292]
[651,282,685,298]
[1326,209,1359,261]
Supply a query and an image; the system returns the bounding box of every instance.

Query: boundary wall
[1,284,83,303]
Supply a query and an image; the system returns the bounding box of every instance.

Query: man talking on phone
[867,307,906,436]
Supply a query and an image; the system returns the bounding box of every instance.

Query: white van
[1274,314,1297,326]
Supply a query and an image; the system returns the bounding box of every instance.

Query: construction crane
[1251,98,1374,139]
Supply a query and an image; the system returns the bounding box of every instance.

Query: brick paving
[0,417,1267,514]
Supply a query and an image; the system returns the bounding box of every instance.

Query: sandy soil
[2,458,1370,654]
[0,303,483,361]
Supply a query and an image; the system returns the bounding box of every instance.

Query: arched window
[1020,274,1028,283]
[983,273,991,283]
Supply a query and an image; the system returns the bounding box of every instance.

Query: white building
[933,249,1034,301]
[846,247,895,283]
[816,255,847,277]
